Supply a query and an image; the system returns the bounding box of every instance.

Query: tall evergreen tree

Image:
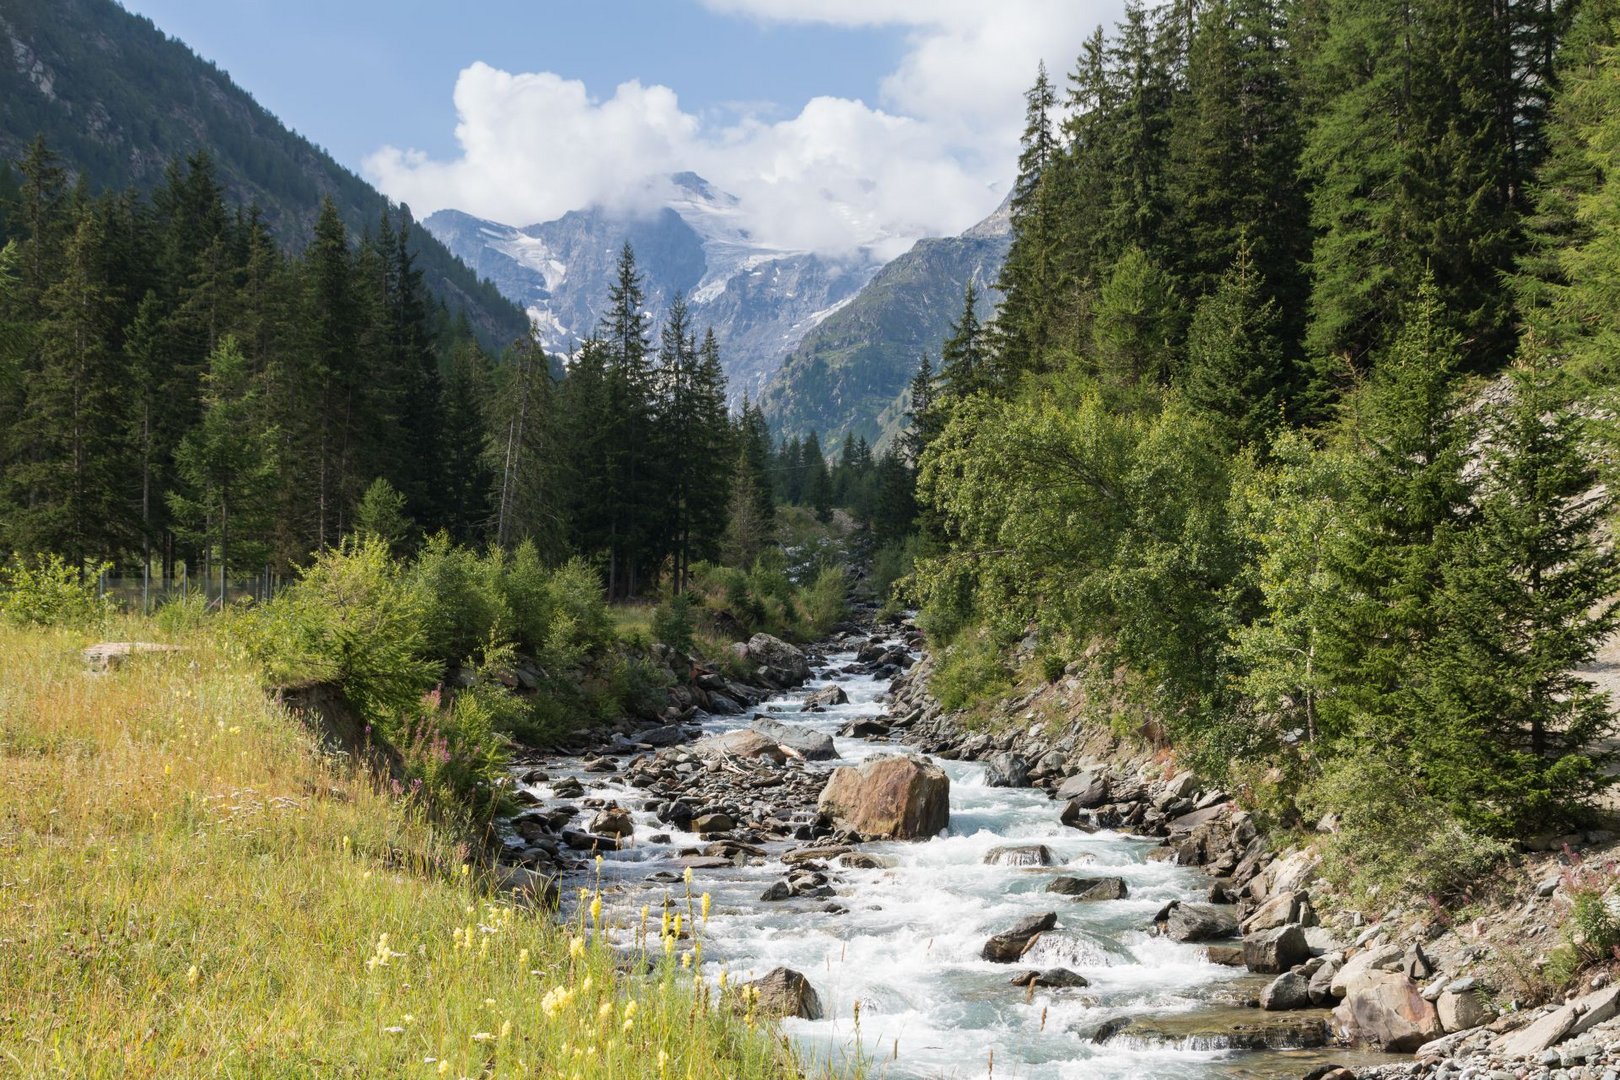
[167,336,277,602]
[1421,356,1618,831]
[939,282,989,399]
[487,336,566,558]
[1183,241,1288,447]
[4,204,132,567]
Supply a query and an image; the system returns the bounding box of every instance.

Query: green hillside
[0,0,528,348]
[759,227,1007,448]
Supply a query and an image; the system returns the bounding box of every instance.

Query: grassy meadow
[0,619,801,1078]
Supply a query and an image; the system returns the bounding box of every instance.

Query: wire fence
[98,569,283,615]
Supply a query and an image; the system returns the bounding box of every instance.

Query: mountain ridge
[0,0,530,350]
[758,195,1012,448]
[423,175,884,401]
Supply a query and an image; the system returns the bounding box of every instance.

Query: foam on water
[527,646,1364,1079]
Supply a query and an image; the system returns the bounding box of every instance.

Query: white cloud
[364,2,1118,256]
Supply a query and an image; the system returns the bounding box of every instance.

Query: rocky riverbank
[877,647,1620,1080]
[487,614,1620,1079]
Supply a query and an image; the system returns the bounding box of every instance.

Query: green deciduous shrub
[1308,750,1512,908]
[0,554,113,627]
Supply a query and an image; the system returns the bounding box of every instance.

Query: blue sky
[122,1,906,170]
[121,1,1121,255]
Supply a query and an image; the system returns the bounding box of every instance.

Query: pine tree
[4,204,132,568]
[1183,241,1287,447]
[991,64,1063,382]
[167,336,277,602]
[1091,246,1184,392]
[599,243,656,597]
[1300,0,1537,401]
[1166,0,1309,336]
[440,338,495,544]
[939,282,989,399]
[1318,277,1474,744]
[1514,0,1620,383]
[802,431,833,524]
[1421,356,1618,831]
[301,197,363,550]
[900,353,940,469]
[487,336,566,558]
[383,208,446,528]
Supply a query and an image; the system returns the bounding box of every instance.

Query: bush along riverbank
[875,636,1620,1080]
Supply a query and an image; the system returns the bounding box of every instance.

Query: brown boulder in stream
[817,754,949,840]
[982,912,1058,962]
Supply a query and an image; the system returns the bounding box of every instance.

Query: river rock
[1047,876,1128,901]
[637,724,691,747]
[551,777,585,799]
[1009,968,1090,989]
[1490,985,1620,1057]
[589,805,635,838]
[692,728,787,764]
[984,844,1058,867]
[1308,958,1341,1007]
[1260,969,1314,1011]
[1333,970,1442,1051]
[742,967,823,1020]
[802,685,849,709]
[838,717,890,738]
[1161,902,1239,942]
[817,754,949,840]
[745,634,812,687]
[692,812,735,836]
[1328,942,1404,997]
[706,693,744,715]
[1241,890,1313,934]
[1056,770,1110,808]
[1436,986,1491,1032]
[1244,925,1311,974]
[983,752,1031,788]
[748,716,838,761]
[982,912,1057,962]
[840,852,897,869]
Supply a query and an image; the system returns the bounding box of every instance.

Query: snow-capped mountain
[423,173,884,400]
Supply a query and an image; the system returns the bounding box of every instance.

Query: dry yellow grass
[0,620,799,1078]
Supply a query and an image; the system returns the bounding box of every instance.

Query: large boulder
[984,752,1031,788]
[1333,970,1442,1051]
[817,754,949,840]
[1260,970,1314,1011]
[745,634,812,686]
[982,912,1057,962]
[1244,925,1312,974]
[1056,770,1110,808]
[749,717,838,761]
[692,728,787,764]
[1241,890,1314,934]
[1161,902,1239,942]
[1436,986,1491,1033]
[589,805,635,838]
[1328,942,1404,997]
[741,967,823,1020]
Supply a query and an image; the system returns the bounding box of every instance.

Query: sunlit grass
[0,619,802,1078]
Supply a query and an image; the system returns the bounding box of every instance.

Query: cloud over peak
[365,2,1116,257]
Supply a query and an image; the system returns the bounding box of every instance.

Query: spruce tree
[487,336,566,558]
[1091,246,1184,392]
[4,204,132,568]
[939,282,989,399]
[1421,357,1618,831]
[167,336,277,602]
[1183,241,1287,448]
[900,353,940,468]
